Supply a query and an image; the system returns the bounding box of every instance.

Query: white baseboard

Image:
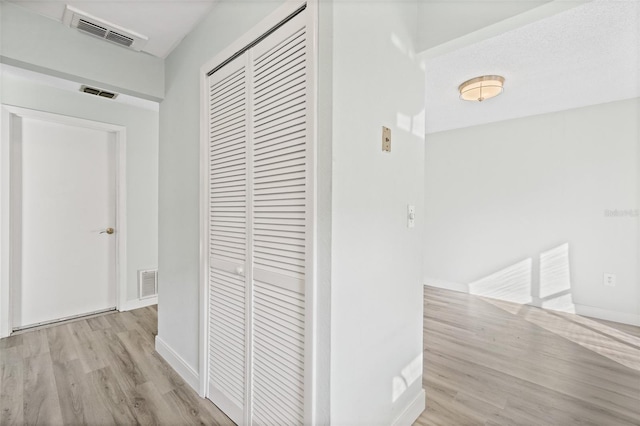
[392,388,426,426]
[424,278,468,293]
[574,304,640,327]
[121,296,158,311]
[155,335,200,392]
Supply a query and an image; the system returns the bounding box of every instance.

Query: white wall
[158,0,285,375]
[329,1,426,423]
[424,98,640,324]
[0,2,164,101]
[159,2,426,423]
[2,73,159,305]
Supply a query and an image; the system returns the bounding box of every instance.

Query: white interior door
[249,13,308,425]
[207,52,249,425]
[206,8,310,425]
[12,116,117,329]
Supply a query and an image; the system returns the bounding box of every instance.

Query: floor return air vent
[138,269,158,299]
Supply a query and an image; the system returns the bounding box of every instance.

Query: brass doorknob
[100,228,115,235]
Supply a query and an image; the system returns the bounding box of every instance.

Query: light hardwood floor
[2,290,639,425]
[0,306,233,425]
[416,286,640,426]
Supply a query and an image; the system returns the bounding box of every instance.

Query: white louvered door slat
[207,52,248,425]
[250,12,308,426]
[207,7,310,425]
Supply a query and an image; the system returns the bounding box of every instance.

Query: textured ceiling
[7,0,218,58]
[417,0,551,52]
[424,0,640,134]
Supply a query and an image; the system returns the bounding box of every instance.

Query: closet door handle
[235,266,244,277]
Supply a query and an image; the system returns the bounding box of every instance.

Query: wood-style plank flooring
[3,290,639,425]
[0,306,233,425]
[416,286,640,426]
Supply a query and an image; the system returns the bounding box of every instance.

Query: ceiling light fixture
[459,75,505,102]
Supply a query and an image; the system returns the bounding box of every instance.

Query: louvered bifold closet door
[207,53,249,425]
[250,12,309,426]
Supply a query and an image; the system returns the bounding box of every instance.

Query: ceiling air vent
[77,19,108,38]
[81,85,118,99]
[106,31,134,48]
[62,5,148,51]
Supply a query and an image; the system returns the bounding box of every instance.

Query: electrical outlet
[603,273,616,287]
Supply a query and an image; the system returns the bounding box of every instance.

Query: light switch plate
[407,205,415,228]
[382,126,391,152]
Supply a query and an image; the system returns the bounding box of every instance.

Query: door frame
[0,105,127,337]
[198,0,319,424]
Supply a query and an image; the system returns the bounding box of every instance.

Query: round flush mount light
[458,75,505,102]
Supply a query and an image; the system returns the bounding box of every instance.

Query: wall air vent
[62,5,148,51]
[138,269,158,299]
[81,85,118,99]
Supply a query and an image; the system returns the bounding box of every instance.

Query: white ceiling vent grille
[63,5,148,51]
[138,269,158,299]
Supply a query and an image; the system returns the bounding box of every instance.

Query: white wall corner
[574,304,640,327]
[0,108,12,339]
[392,388,426,426]
[424,277,468,293]
[155,335,200,392]
[121,296,158,312]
